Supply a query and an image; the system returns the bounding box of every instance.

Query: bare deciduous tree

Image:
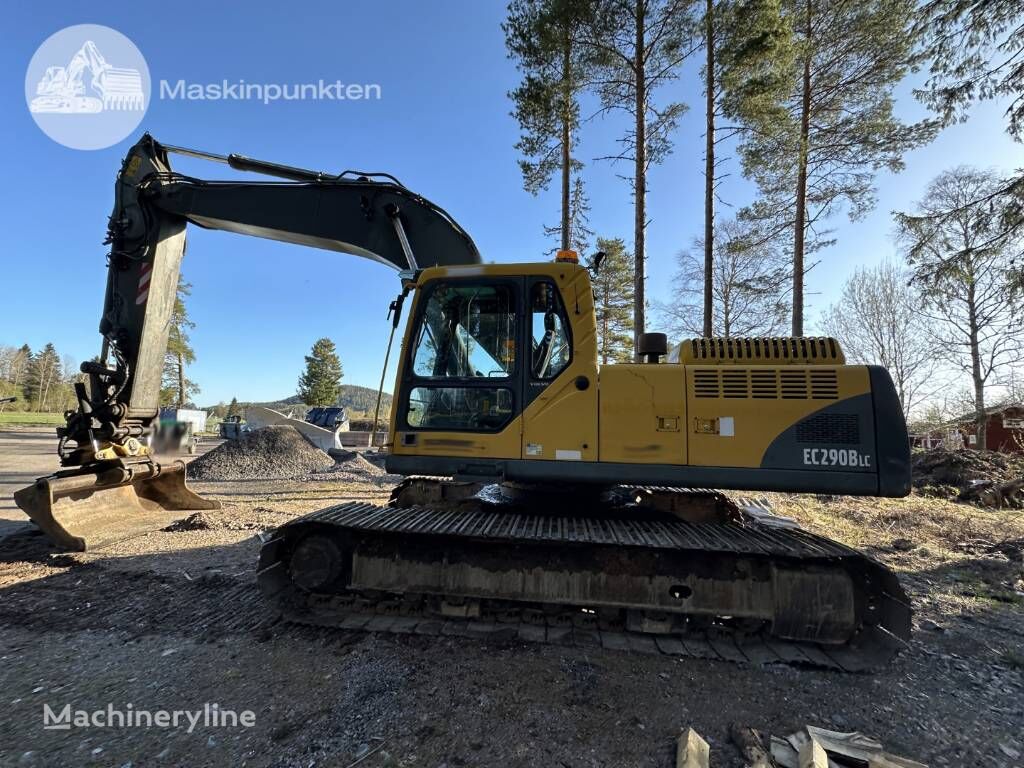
[896,166,1024,449]
[659,218,790,339]
[820,261,937,418]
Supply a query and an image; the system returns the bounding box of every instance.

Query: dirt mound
[912,447,1024,508]
[187,425,334,481]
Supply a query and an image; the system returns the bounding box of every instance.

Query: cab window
[411,283,517,378]
[406,386,514,431]
[530,281,570,379]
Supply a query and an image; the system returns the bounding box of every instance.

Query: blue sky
[1,2,1020,405]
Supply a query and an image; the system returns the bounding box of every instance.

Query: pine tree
[583,0,697,358]
[909,1,1024,281]
[700,0,793,336]
[588,237,635,364]
[227,397,241,418]
[505,0,598,252]
[913,1,1023,139]
[735,0,937,335]
[545,176,595,255]
[298,338,344,406]
[161,277,200,407]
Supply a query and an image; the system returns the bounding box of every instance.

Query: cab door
[520,271,599,463]
[393,277,525,460]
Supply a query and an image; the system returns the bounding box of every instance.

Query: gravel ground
[187,426,334,481]
[1,432,1023,767]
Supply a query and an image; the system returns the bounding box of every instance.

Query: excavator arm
[16,133,480,550]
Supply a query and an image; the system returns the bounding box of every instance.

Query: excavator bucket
[14,460,219,552]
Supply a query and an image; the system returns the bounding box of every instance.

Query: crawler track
[257,487,911,672]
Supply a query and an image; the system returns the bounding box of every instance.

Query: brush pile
[912,447,1024,508]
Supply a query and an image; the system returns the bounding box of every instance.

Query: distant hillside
[207,385,391,419]
[337,385,392,414]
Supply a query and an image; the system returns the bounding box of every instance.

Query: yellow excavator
[16,135,911,670]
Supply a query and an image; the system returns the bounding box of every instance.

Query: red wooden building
[913,403,1024,453]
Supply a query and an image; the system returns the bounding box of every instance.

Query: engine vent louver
[679,336,845,365]
[692,368,839,400]
[750,370,778,399]
[721,369,749,398]
[694,369,720,398]
[796,413,860,444]
[780,370,807,399]
[810,369,840,399]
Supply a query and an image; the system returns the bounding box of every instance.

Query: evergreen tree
[588,237,635,363]
[545,176,595,255]
[25,343,62,412]
[298,338,344,406]
[736,0,937,335]
[583,0,697,358]
[227,397,241,418]
[914,0,1023,139]
[505,0,598,252]
[700,0,793,335]
[161,277,200,407]
[909,1,1024,280]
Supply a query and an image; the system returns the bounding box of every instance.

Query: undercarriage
[257,478,911,671]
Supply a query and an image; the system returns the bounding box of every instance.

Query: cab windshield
[411,283,516,378]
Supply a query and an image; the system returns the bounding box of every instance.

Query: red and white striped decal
[136,262,152,305]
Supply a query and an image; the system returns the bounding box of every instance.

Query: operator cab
[396,262,579,435]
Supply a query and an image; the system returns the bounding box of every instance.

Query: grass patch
[0,411,65,425]
[765,491,1024,565]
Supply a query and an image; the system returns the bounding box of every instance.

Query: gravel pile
[311,452,402,485]
[187,426,334,481]
[912,447,1024,507]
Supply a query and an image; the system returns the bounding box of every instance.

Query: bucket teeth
[14,460,219,552]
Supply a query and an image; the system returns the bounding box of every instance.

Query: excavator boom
[16,133,479,551]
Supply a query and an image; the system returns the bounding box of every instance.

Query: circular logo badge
[25,24,150,151]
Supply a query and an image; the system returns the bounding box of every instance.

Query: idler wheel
[288,534,346,591]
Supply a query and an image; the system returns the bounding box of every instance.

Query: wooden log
[730,723,772,767]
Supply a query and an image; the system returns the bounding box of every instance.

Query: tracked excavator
[15,135,912,669]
